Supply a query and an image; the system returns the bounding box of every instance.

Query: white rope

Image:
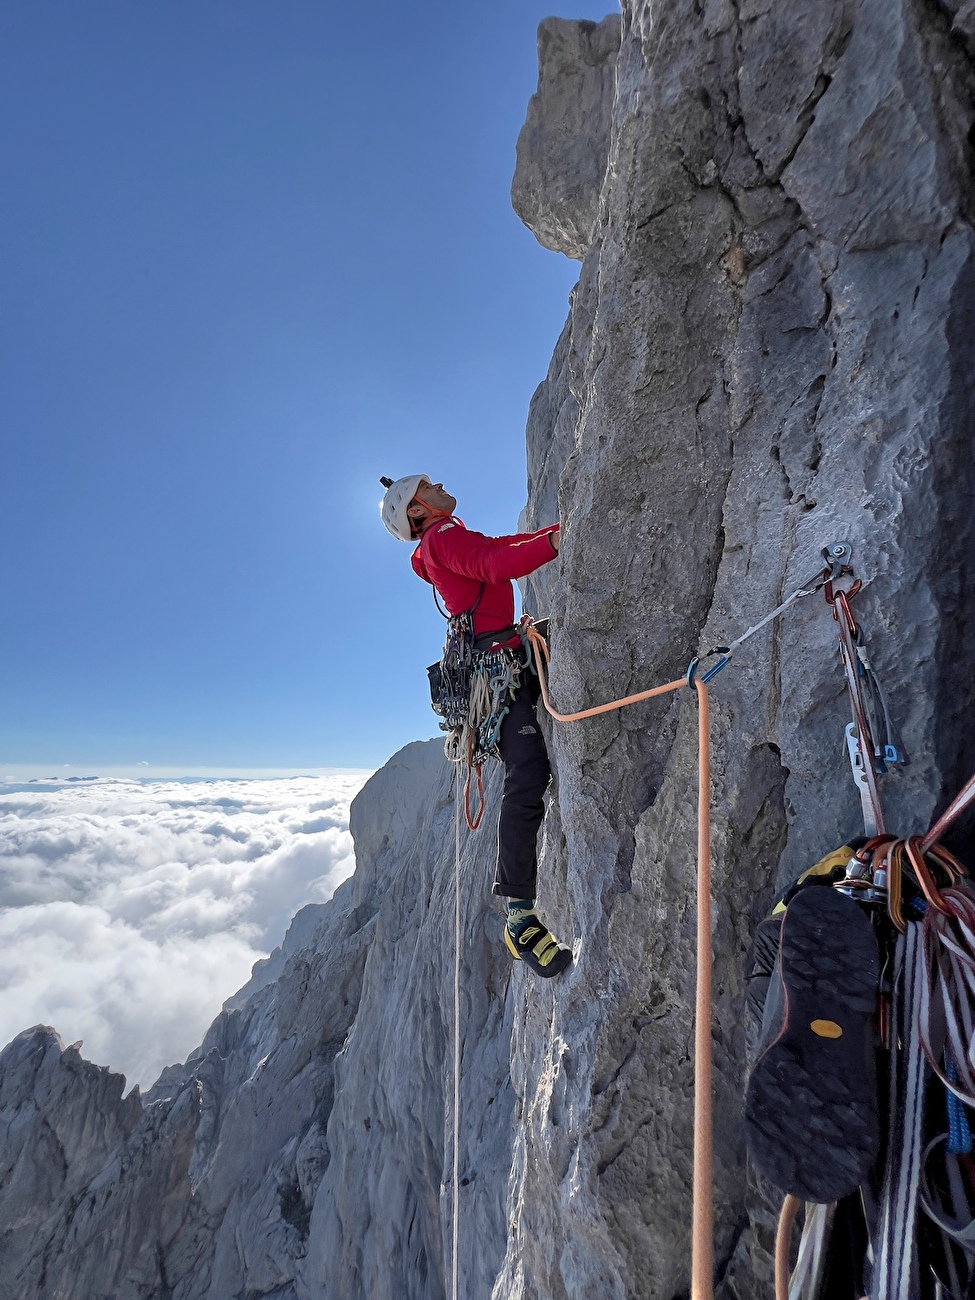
[451,772,462,1300]
[444,650,520,771]
[873,923,926,1297]
[920,887,975,1102]
[789,1202,833,1300]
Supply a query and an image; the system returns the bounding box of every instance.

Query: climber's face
[411,481,456,517]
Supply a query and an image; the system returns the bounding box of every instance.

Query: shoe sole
[504,926,572,978]
[745,886,880,1202]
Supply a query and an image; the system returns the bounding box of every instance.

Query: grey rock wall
[512,16,621,260]
[2,3,975,1298]
[0,743,516,1299]
[516,1,975,1295]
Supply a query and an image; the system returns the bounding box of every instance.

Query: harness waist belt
[473,625,521,652]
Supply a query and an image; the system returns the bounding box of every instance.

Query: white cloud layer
[0,774,369,1089]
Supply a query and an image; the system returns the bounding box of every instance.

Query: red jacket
[411,517,559,638]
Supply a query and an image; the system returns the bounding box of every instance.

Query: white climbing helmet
[379,474,431,542]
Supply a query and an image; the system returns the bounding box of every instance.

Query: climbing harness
[448,645,526,830]
[449,645,524,769]
[429,585,528,829]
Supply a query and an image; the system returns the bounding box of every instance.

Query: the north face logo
[519,725,537,735]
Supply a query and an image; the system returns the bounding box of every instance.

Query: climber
[380,473,572,978]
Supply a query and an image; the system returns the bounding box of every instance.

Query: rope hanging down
[524,626,716,1296]
[451,775,462,1300]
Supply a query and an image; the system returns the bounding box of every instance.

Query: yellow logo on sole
[810,1019,843,1039]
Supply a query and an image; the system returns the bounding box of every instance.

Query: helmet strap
[409,496,452,537]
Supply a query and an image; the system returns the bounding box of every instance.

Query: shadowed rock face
[2,4,975,1298]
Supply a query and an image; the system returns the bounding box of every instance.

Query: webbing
[831,589,886,835]
[922,768,975,854]
[525,624,715,1300]
[789,1201,833,1300]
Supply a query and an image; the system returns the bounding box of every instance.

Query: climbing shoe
[745,885,881,1203]
[504,911,572,978]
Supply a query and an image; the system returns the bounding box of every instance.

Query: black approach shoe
[504,912,572,978]
[745,886,881,1203]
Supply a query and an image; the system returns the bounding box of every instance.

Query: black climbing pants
[492,680,551,901]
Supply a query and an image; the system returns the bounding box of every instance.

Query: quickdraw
[429,583,486,734]
[433,620,528,831]
[688,542,853,686]
[432,607,479,732]
[428,584,520,830]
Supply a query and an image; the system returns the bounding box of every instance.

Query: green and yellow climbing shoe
[504,911,572,978]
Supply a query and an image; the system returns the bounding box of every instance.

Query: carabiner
[905,836,950,915]
[824,568,863,618]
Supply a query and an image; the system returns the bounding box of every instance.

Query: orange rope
[692,678,714,1300]
[525,620,714,1299]
[463,732,485,831]
[526,623,686,720]
[775,1195,802,1299]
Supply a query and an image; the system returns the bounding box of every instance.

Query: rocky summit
[3,3,975,1296]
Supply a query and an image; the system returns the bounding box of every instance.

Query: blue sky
[1,1,615,771]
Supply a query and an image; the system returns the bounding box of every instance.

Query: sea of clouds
[0,773,370,1090]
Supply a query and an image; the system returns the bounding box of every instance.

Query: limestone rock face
[3,3,975,1298]
[0,743,514,1300]
[515,1,975,1294]
[512,16,621,259]
[0,1027,199,1300]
